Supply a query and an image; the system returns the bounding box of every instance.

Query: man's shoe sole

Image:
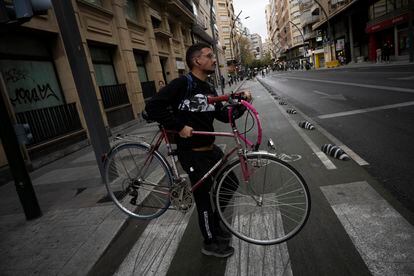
[201,248,234,258]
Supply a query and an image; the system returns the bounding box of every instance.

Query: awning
[365,12,410,33]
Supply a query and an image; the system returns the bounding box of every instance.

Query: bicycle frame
[146,99,262,192]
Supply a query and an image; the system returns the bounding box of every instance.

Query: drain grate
[97,191,127,203]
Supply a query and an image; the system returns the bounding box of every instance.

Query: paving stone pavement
[0,80,245,276]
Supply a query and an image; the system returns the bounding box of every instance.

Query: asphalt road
[261,64,414,213]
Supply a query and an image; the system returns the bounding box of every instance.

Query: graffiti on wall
[0,60,64,113]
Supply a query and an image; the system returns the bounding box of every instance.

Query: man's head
[186,43,216,75]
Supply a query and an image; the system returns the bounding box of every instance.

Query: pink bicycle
[103,93,310,245]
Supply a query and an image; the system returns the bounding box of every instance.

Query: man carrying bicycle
[146,43,251,258]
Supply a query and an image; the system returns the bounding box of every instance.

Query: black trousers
[178,145,238,243]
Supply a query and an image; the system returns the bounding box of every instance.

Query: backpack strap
[184,73,193,95]
[178,73,193,110]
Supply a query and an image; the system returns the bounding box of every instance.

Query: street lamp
[230,10,249,64]
[298,0,334,61]
[288,20,307,59]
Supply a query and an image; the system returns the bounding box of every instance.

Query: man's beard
[204,67,216,74]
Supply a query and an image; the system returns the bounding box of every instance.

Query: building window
[220,15,228,21]
[83,0,103,7]
[222,26,230,32]
[125,0,138,22]
[0,35,65,113]
[89,46,117,86]
[151,16,161,29]
[134,53,149,82]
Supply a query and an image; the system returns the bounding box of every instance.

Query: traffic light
[0,0,51,25]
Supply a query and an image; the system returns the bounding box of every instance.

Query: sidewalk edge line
[257,79,337,170]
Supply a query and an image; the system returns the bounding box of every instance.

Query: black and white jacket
[145,73,242,150]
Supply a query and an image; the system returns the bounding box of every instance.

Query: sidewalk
[0,80,245,276]
[317,59,413,71]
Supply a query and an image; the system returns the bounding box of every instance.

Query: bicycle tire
[104,142,173,219]
[215,152,310,245]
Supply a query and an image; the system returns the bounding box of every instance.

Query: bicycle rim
[216,152,310,245]
[104,143,172,219]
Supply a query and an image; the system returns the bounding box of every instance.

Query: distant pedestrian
[376,48,382,63]
[220,75,225,89]
[382,41,392,62]
[158,80,165,90]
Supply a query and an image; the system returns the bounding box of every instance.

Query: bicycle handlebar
[207,92,245,104]
[207,92,262,150]
[165,92,262,150]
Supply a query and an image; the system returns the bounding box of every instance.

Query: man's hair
[186,42,212,69]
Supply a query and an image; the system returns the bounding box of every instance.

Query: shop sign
[336,39,345,51]
[365,13,409,33]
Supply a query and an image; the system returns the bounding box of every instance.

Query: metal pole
[52,0,110,180]
[409,9,413,62]
[0,74,42,220]
[289,20,306,55]
[230,11,243,64]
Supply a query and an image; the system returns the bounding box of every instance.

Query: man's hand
[241,90,252,102]
[179,125,193,138]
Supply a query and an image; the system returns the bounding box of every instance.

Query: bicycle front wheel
[215,152,310,245]
[104,142,173,219]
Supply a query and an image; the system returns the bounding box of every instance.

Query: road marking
[262,79,368,166]
[280,76,414,93]
[389,75,414,80]
[115,209,193,276]
[321,181,414,276]
[298,112,369,166]
[313,90,346,101]
[318,101,414,119]
[226,207,292,276]
[269,90,337,170]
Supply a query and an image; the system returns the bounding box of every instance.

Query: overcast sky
[233,0,268,42]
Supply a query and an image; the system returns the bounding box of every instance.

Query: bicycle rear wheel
[215,152,310,245]
[104,142,173,219]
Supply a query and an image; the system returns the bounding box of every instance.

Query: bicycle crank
[170,181,194,213]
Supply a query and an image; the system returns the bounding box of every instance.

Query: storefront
[313,48,325,68]
[366,0,411,61]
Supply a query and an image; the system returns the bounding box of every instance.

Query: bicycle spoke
[216,153,310,245]
[104,143,172,219]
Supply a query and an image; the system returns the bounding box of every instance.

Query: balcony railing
[15,103,83,146]
[99,83,130,109]
[180,0,193,13]
[304,31,317,41]
[301,10,319,25]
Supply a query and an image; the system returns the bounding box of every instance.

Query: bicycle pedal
[130,197,137,205]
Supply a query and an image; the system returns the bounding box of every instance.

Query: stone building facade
[0,0,208,170]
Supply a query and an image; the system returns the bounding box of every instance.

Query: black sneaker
[201,242,234,258]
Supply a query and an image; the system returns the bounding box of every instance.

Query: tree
[261,51,272,66]
[238,36,254,68]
